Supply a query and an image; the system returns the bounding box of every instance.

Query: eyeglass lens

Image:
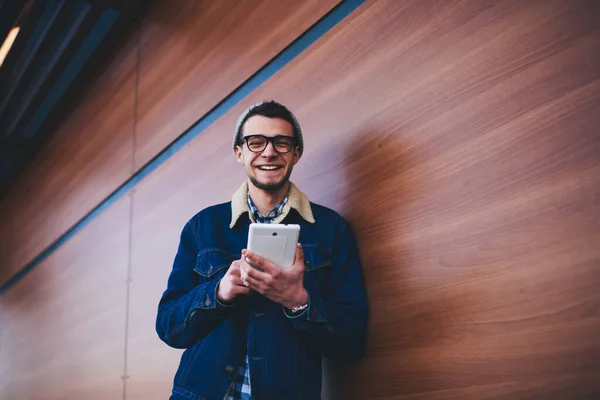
[245,135,295,153]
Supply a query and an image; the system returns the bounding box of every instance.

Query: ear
[292,146,300,165]
[235,145,245,164]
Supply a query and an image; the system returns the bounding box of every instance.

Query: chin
[249,176,289,192]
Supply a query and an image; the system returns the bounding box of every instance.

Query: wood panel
[0,195,130,400]
[134,0,340,169]
[0,34,137,288]
[129,0,600,399]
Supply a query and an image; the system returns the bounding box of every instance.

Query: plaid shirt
[225,355,252,400]
[247,192,289,223]
[224,192,289,400]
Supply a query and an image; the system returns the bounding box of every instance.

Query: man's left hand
[240,243,308,310]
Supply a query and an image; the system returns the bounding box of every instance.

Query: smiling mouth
[257,165,282,171]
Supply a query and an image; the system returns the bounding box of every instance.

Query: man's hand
[240,244,308,310]
[217,260,252,304]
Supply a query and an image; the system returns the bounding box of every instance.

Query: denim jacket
[156,183,368,400]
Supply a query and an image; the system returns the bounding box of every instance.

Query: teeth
[259,166,279,170]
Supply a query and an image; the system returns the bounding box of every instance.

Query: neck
[248,180,290,216]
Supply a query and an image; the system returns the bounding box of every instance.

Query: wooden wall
[2,1,600,399]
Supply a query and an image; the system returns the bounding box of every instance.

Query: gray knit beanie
[233,100,303,157]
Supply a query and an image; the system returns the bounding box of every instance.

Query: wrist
[284,287,308,310]
[216,282,232,304]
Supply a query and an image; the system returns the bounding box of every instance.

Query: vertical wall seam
[123,23,141,400]
[123,190,134,400]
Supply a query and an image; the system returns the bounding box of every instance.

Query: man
[156,101,368,400]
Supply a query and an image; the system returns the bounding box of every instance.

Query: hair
[233,101,302,151]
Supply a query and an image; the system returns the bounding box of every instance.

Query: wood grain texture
[129,0,600,398]
[134,0,340,169]
[2,0,600,399]
[0,196,130,400]
[0,34,138,288]
[248,1,600,398]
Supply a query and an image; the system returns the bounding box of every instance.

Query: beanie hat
[233,100,303,157]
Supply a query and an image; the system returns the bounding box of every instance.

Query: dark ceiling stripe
[0,0,66,123]
[20,8,119,139]
[6,2,94,137]
[0,0,365,296]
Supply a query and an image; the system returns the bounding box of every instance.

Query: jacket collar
[230,181,315,228]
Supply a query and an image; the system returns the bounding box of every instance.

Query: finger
[242,274,264,293]
[230,275,247,287]
[232,285,252,296]
[242,258,271,282]
[226,260,242,276]
[228,266,241,278]
[294,243,304,267]
[244,250,279,275]
[241,249,264,271]
[239,267,248,285]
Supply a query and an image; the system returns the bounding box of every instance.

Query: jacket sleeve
[284,217,369,361]
[156,220,232,349]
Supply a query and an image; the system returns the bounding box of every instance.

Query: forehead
[242,115,294,137]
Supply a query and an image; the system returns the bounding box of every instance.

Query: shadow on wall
[321,128,454,399]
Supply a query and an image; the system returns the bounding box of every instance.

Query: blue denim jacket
[156,191,368,400]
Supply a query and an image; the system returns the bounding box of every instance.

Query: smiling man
[156,101,368,400]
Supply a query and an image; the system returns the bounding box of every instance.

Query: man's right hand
[217,259,252,304]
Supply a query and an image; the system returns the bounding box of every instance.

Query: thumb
[295,243,304,267]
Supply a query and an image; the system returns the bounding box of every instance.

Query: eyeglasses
[242,134,296,154]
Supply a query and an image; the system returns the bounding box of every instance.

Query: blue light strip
[0,0,365,295]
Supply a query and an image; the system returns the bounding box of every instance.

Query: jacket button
[204,298,211,307]
[226,365,234,373]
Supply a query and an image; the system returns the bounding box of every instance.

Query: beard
[248,166,293,192]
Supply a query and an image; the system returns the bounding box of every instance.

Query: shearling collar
[230,181,315,228]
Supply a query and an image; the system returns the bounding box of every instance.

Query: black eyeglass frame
[241,134,297,154]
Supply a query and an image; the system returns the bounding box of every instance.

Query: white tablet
[247,223,300,268]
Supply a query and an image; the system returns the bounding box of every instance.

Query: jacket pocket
[302,245,331,296]
[303,245,331,271]
[193,248,236,281]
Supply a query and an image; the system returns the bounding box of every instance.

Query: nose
[261,141,278,157]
